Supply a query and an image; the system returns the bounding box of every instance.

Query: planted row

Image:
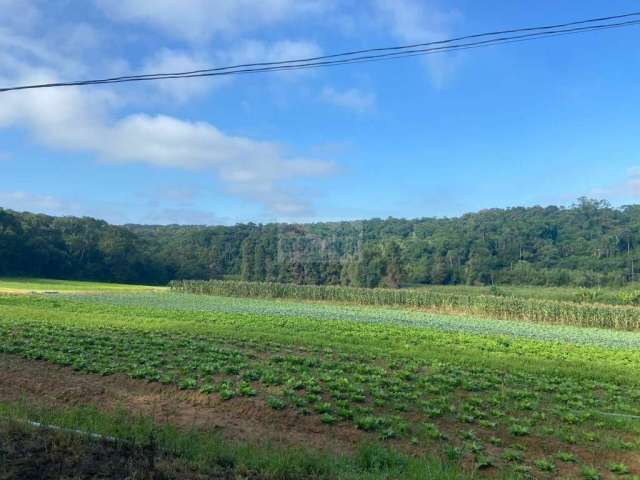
[69,292,640,349]
[2,316,638,477]
[2,293,640,477]
[170,280,640,330]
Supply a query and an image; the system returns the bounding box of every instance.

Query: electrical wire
[1,12,639,93]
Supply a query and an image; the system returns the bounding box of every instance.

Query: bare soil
[0,354,364,454]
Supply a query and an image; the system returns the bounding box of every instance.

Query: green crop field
[1,279,639,479]
[413,283,640,306]
[171,280,640,330]
[0,277,164,294]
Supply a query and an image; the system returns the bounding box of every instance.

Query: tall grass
[170,280,640,330]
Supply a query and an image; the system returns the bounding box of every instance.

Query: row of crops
[1,293,639,478]
[70,292,640,349]
[170,280,640,330]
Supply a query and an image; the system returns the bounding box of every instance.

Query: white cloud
[372,0,461,87]
[0,1,336,218]
[0,190,235,225]
[0,70,335,216]
[589,167,640,199]
[130,40,322,103]
[224,39,322,64]
[140,49,224,102]
[220,39,323,82]
[145,186,200,204]
[52,22,104,57]
[0,191,71,213]
[625,167,640,196]
[96,0,332,43]
[321,86,376,112]
[143,207,229,225]
[374,0,450,42]
[0,191,136,223]
[0,28,87,78]
[0,0,41,31]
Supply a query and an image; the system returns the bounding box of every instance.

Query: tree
[354,244,385,288]
[2,198,639,288]
[382,240,403,288]
[0,210,24,275]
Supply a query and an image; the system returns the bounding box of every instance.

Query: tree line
[1,198,639,287]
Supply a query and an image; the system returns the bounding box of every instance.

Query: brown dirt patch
[0,354,364,454]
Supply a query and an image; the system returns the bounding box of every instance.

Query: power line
[41,10,640,83]
[30,19,640,85]
[4,17,639,91]
[2,12,639,93]
[92,19,638,82]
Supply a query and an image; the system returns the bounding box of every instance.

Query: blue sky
[1,0,640,225]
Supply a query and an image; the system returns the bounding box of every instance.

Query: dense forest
[1,198,639,287]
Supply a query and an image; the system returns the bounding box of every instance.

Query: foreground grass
[0,402,467,480]
[0,277,163,294]
[1,293,639,477]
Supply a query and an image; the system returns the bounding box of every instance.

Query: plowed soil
[0,354,363,454]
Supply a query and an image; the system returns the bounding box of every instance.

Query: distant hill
[2,198,639,287]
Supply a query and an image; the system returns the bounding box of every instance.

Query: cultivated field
[1,279,639,479]
[0,277,165,294]
[172,280,640,329]
[413,284,640,306]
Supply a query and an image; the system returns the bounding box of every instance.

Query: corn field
[169,280,640,330]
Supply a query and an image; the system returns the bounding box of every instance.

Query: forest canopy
[1,198,639,288]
